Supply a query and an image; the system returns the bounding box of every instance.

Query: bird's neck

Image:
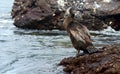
[63,15,73,29]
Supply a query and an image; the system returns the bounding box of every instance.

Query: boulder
[84,0,120,31]
[64,0,120,30]
[59,44,120,74]
[11,0,120,30]
[11,0,65,30]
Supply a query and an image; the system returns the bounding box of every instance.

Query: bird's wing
[78,25,91,40]
[69,24,92,44]
[69,27,86,44]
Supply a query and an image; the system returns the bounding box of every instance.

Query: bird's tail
[85,46,101,54]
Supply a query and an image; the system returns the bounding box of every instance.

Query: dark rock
[84,0,120,31]
[59,44,120,74]
[11,0,65,30]
[65,0,120,30]
[11,0,120,30]
[63,0,120,31]
[111,19,120,31]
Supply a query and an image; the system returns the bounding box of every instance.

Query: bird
[63,7,99,57]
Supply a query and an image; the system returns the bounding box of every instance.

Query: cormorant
[63,7,98,56]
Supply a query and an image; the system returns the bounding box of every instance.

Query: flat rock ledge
[59,44,120,74]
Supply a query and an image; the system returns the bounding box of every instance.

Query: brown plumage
[63,7,98,56]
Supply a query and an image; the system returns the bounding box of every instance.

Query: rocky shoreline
[10,1,120,74]
[11,0,120,30]
[59,44,120,74]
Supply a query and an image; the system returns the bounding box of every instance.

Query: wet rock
[84,0,120,31]
[59,44,120,74]
[64,0,120,30]
[110,19,120,31]
[11,0,65,30]
[11,0,120,30]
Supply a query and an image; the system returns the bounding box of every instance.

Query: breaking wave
[90,26,120,36]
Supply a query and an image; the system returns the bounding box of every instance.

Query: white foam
[103,26,116,32]
[0,13,12,19]
[103,0,111,3]
[0,19,13,24]
[90,26,120,36]
[0,13,13,24]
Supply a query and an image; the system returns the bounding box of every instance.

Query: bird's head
[63,7,77,29]
[65,7,77,18]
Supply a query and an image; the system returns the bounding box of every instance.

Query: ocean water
[0,0,120,74]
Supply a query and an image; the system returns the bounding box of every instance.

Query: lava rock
[11,0,64,30]
[59,44,120,74]
[11,0,120,30]
[111,19,120,31]
[84,0,120,31]
[65,0,120,30]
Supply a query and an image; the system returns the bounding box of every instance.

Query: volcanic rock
[11,0,120,30]
[59,44,120,74]
[11,0,65,30]
[84,0,120,31]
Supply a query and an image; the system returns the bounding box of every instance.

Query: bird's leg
[76,50,80,57]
